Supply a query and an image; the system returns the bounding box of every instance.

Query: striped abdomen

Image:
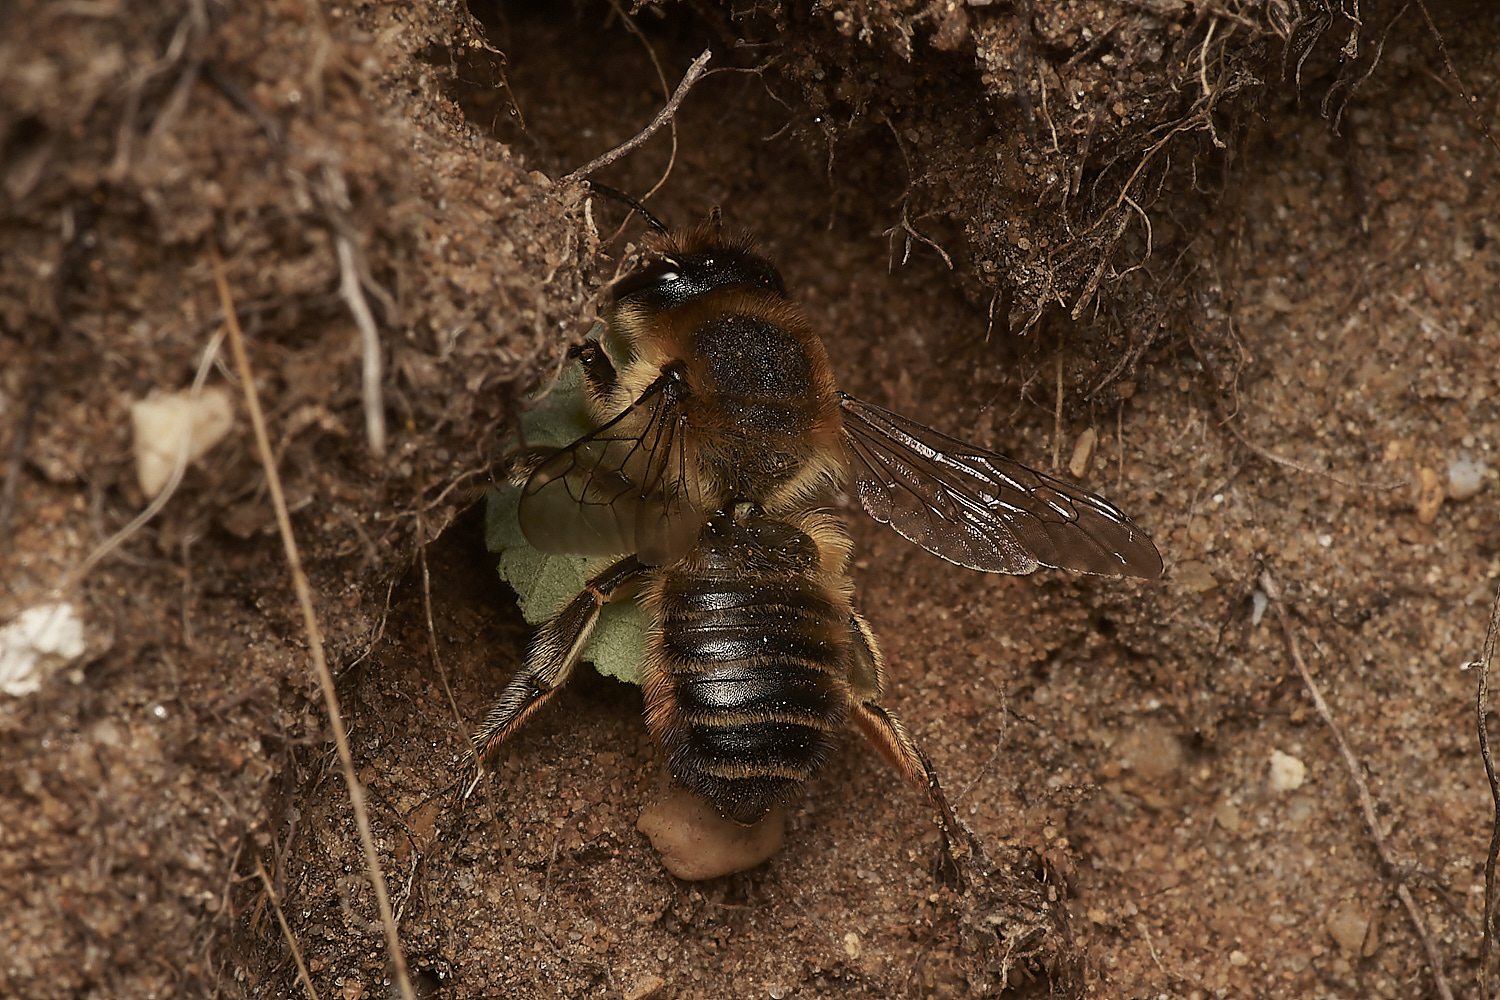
[641,509,853,824]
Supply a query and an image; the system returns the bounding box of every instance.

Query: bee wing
[839,395,1163,578]
[519,376,705,566]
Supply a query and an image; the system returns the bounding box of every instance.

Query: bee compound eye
[614,257,686,303]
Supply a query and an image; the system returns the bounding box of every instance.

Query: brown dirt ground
[2,1,1498,998]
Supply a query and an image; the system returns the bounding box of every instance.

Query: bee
[472,198,1162,834]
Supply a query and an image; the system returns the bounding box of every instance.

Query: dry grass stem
[419,544,464,729]
[1226,423,1407,492]
[336,232,387,458]
[564,47,712,181]
[1414,0,1500,158]
[1477,578,1500,996]
[1259,568,1454,1000]
[211,249,417,1000]
[256,858,321,1000]
[1052,350,1065,473]
[610,0,680,202]
[59,326,225,593]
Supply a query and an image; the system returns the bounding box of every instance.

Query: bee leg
[567,340,617,399]
[508,445,558,486]
[470,555,646,763]
[845,612,984,884]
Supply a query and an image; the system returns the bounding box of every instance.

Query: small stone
[1173,560,1218,593]
[1114,721,1185,784]
[1414,467,1444,524]
[1250,590,1269,626]
[623,973,665,1000]
[0,603,87,697]
[1068,427,1096,479]
[1268,750,1306,792]
[131,386,235,498]
[1447,458,1487,501]
[1213,799,1242,832]
[1326,902,1372,954]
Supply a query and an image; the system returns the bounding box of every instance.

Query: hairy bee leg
[508,446,558,487]
[846,612,980,879]
[470,555,646,763]
[568,340,617,399]
[504,340,614,482]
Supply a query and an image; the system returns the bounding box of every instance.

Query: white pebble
[131,386,235,498]
[1250,590,1269,626]
[1447,458,1488,502]
[0,603,86,697]
[1268,749,1307,792]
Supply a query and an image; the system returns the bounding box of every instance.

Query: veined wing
[519,367,705,566]
[839,395,1162,578]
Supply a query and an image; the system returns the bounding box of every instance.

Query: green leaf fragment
[484,331,647,686]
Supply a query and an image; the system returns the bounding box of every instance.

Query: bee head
[612,224,786,311]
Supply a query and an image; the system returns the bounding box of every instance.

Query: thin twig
[1136,918,1167,974]
[1225,422,1406,492]
[1082,117,1199,239]
[0,345,46,542]
[1414,0,1500,158]
[210,248,417,1000]
[1259,569,1453,1000]
[955,687,1008,807]
[343,576,398,673]
[393,851,419,924]
[1118,194,1153,272]
[883,201,954,271]
[1071,210,1129,320]
[1036,61,1058,154]
[1052,349,1064,473]
[609,0,680,203]
[563,48,712,182]
[537,828,562,916]
[204,64,287,148]
[256,857,321,1000]
[419,544,464,729]
[109,4,202,181]
[316,161,394,459]
[142,34,206,154]
[880,119,955,270]
[1197,15,1222,146]
[59,327,226,592]
[206,65,391,461]
[335,233,386,457]
[1477,578,1500,996]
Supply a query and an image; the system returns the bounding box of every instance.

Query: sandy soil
[2,1,1497,998]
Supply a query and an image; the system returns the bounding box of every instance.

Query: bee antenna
[584,181,670,234]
